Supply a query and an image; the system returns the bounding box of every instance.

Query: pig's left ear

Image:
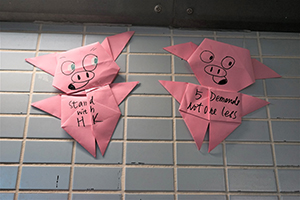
[252,58,281,79]
[101,31,135,61]
[164,42,198,61]
[26,53,58,76]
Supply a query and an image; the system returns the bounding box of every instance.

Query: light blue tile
[39,33,82,51]
[20,166,70,190]
[86,26,128,33]
[226,144,273,166]
[128,55,171,73]
[262,58,300,77]
[173,37,208,46]
[272,121,300,142]
[278,169,300,192]
[111,118,124,139]
[216,38,259,55]
[0,166,18,189]
[173,29,214,36]
[18,193,68,200]
[72,167,122,190]
[275,144,300,166]
[177,143,223,165]
[27,116,71,139]
[23,141,73,163]
[174,57,194,74]
[130,26,170,34]
[269,99,300,119]
[178,195,226,200]
[230,195,278,200]
[0,72,32,92]
[125,194,174,200]
[127,118,172,140]
[0,52,35,70]
[0,141,22,163]
[128,75,171,94]
[0,193,14,200]
[34,72,60,92]
[260,39,300,56]
[113,74,126,84]
[30,94,56,114]
[130,36,171,53]
[216,31,257,37]
[174,76,200,84]
[260,32,300,37]
[85,34,109,45]
[0,94,29,114]
[116,54,126,73]
[0,32,38,50]
[73,193,122,200]
[127,96,172,117]
[266,78,300,97]
[41,24,83,32]
[126,143,173,165]
[243,106,267,119]
[0,116,26,138]
[176,119,193,141]
[240,80,264,96]
[75,142,123,164]
[281,195,300,200]
[175,101,181,117]
[226,121,270,141]
[228,169,276,192]
[125,168,174,191]
[0,22,39,31]
[177,168,225,191]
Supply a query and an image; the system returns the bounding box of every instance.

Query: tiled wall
[0,22,299,200]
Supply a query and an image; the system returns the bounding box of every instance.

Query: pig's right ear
[26,53,58,76]
[163,42,198,61]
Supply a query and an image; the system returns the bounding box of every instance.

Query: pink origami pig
[26,31,138,157]
[160,38,281,152]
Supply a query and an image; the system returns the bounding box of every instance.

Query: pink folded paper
[27,31,138,157]
[160,38,281,152]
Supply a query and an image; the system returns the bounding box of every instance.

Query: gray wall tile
[0,72,32,92]
[128,75,171,94]
[128,55,171,73]
[34,72,60,92]
[86,26,127,33]
[23,141,73,163]
[173,37,207,45]
[177,168,225,191]
[266,78,300,97]
[230,196,278,200]
[72,167,122,190]
[125,168,174,191]
[260,39,300,56]
[127,118,172,140]
[269,99,300,119]
[130,36,171,53]
[228,169,276,192]
[85,34,109,45]
[243,106,267,119]
[272,121,300,142]
[0,22,39,31]
[177,143,223,165]
[126,143,173,165]
[278,169,300,192]
[20,166,70,190]
[125,194,174,200]
[0,32,38,50]
[174,76,200,84]
[18,193,68,200]
[39,33,82,51]
[0,116,25,138]
[127,96,172,117]
[174,57,194,74]
[0,52,35,70]
[178,195,226,200]
[73,193,122,200]
[240,80,264,96]
[30,94,56,114]
[0,141,22,163]
[116,54,126,73]
[0,166,18,189]
[280,196,300,200]
[0,94,29,114]
[0,193,14,200]
[130,26,170,34]
[41,24,83,32]
[275,144,300,166]
[216,38,259,56]
[262,58,300,77]
[75,142,123,164]
[226,144,273,166]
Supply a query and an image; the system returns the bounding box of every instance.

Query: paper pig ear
[252,58,281,80]
[163,42,198,61]
[25,53,58,76]
[101,31,135,61]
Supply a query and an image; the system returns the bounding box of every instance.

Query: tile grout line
[170,29,178,200]
[13,24,43,200]
[256,31,281,197]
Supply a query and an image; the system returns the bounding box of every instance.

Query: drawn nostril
[210,67,213,72]
[77,75,81,80]
[86,72,89,78]
[217,69,220,74]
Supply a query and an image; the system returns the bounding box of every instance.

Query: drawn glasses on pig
[200,50,235,85]
[61,54,98,90]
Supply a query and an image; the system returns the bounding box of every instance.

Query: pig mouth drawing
[200,50,235,85]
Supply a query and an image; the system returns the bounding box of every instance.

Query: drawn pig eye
[61,61,75,75]
[82,54,98,71]
[200,50,214,63]
[221,56,235,69]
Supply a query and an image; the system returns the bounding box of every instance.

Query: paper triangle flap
[159,80,188,103]
[241,94,269,117]
[252,59,281,79]
[31,95,62,119]
[26,53,58,76]
[163,42,198,61]
[110,81,139,105]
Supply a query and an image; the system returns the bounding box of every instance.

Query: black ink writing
[69,100,88,109]
[210,91,240,106]
[195,89,203,100]
[77,116,85,127]
[221,106,237,119]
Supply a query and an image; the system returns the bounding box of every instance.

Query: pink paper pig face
[188,39,254,91]
[53,42,119,94]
